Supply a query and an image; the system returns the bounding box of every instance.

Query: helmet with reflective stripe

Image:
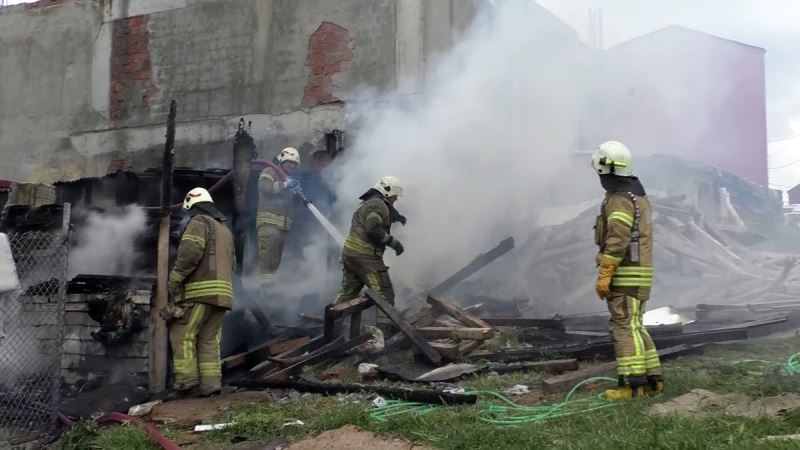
[591,141,633,177]
[374,176,403,198]
[277,147,300,164]
[183,187,214,211]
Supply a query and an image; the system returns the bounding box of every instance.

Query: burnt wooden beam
[326,297,374,320]
[250,335,328,375]
[482,317,566,331]
[269,336,311,356]
[385,308,437,350]
[488,359,579,375]
[364,289,442,365]
[231,379,477,405]
[427,296,495,330]
[416,327,494,340]
[427,237,515,296]
[263,333,372,381]
[222,338,283,371]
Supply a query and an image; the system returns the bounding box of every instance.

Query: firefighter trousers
[168,302,227,393]
[257,224,285,285]
[607,293,662,379]
[333,255,395,330]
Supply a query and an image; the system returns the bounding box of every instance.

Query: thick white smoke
[330,1,593,296]
[68,206,148,277]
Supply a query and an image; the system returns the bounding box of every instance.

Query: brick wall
[110,15,156,122]
[61,291,151,386]
[302,22,355,108]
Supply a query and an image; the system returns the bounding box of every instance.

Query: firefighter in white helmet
[591,141,663,400]
[256,147,301,292]
[333,176,407,333]
[163,187,235,397]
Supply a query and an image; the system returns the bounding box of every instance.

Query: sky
[537,0,800,191]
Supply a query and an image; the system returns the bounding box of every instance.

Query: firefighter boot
[604,376,647,401]
[646,375,665,396]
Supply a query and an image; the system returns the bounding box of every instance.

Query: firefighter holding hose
[591,141,664,400]
[257,147,301,293]
[333,176,406,334]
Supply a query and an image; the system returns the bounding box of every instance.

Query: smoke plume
[330,1,592,300]
[69,206,148,277]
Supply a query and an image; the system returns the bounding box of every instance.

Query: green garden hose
[731,352,800,376]
[369,376,619,425]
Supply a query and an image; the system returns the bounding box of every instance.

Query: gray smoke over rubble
[68,206,148,278]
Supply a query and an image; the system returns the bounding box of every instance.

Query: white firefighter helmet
[374,176,403,198]
[591,141,634,177]
[277,147,300,165]
[182,187,214,211]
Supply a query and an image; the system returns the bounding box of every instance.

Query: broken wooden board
[365,289,442,365]
[427,296,495,330]
[385,308,437,350]
[249,335,328,376]
[269,336,311,356]
[482,317,566,331]
[325,297,374,320]
[222,338,282,371]
[541,344,703,395]
[427,237,515,296]
[416,327,494,340]
[263,333,372,381]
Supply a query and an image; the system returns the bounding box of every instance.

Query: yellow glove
[595,258,617,300]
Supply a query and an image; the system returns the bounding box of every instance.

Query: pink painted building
[597,26,768,187]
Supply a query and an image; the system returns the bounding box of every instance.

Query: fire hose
[58,410,182,450]
[141,158,305,212]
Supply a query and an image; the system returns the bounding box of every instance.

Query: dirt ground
[149,391,270,428]
[288,425,433,450]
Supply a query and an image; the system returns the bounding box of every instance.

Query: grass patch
[57,336,800,450]
[58,422,160,450]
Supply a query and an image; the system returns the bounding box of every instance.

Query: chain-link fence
[0,212,70,444]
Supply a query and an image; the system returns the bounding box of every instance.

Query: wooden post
[149,100,177,394]
[232,120,255,273]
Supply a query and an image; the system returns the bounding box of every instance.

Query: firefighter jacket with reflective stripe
[343,196,394,260]
[595,192,654,301]
[168,214,235,309]
[257,166,293,231]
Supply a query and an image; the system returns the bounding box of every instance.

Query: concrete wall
[601,27,768,187]
[0,0,474,183]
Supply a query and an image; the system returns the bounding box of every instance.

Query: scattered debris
[193,422,232,432]
[149,391,269,428]
[371,396,387,408]
[127,400,162,417]
[358,363,379,379]
[282,419,305,427]
[503,385,531,396]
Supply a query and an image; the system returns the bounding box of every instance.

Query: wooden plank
[263,334,371,380]
[326,297,373,319]
[269,336,310,356]
[249,335,328,375]
[427,237,515,296]
[385,308,437,350]
[365,289,442,364]
[149,216,170,394]
[427,296,495,330]
[482,317,566,331]
[429,342,461,360]
[459,339,484,356]
[416,327,494,340]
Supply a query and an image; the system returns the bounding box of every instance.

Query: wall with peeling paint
[0,0,476,183]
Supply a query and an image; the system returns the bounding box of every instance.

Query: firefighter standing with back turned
[162,187,235,398]
[333,176,406,334]
[257,147,301,293]
[591,141,664,400]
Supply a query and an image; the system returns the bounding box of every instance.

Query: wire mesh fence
[0,215,70,444]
